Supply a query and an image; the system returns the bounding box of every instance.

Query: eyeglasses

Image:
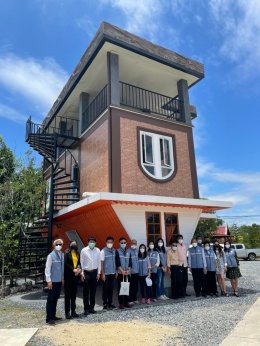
[120,242,126,244]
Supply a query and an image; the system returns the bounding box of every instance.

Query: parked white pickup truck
[231,244,260,261]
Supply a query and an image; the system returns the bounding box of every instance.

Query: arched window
[140,130,175,180]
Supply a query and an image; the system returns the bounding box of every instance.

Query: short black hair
[106,236,114,242]
[204,240,210,245]
[119,237,127,243]
[88,236,96,242]
[177,234,183,239]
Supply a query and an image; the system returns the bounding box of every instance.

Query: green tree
[230,224,260,248]
[0,139,44,295]
[195,216,223,239]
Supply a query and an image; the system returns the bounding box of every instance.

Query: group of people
[44,234,242,325]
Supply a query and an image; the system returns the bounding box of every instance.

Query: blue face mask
[120,243,126,249]
[89,242,96,249]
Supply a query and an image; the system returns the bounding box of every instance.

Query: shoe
[88,309,96,314]
[163,295,169,300]
[185,293,191,297]
[203,294,207,298]
[108,304,117,309]
[234,291,239,297]
[152,298,157,302]
[46,320,55,325]
[210,293,214,297]
[84,310,88,316]
[54,316,62,321]
[214,293,219,297]
[157,295,164,300]
[196,293,201,297]
[133,300,139,304]
[224,292,229,297]
[119,304,124,309]
[141,298,146,304]
[65,313,71,319]
[71,312,79,318]
[128,301,134,305]
[124,303,132,308]
[221,290,224,296]
[103,304,108,310]
[146,298,151,304]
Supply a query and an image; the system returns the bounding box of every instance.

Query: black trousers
[170,266,183,299]
[151,273,158,299]
[139,276,151,299]
[117,274,129,306]
[191,268,206,296]
[129,273,139,302]
[102,274,115,306]
[46,282,62,322]
[205,271,217,294]
[182,266,188,293]
[83,269,97,311]
[64,277,78,314]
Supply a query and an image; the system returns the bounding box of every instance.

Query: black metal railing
[81,85,108,132]
[26,115,79,140]
[120,81,184,122]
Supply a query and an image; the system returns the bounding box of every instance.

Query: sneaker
[88,309,96,314]
[157,295,164,300]
[128,301,134,305]
[108,304,117,309]
[152,298,157,302]
[46,320,55,325]
[146,298,151,304]
[103,304,108,310]
[84,310,88,316]
[54,316,62,321]
[71,312,80,318]
[163,295,169,300]
[65,313,71,319]
[133,300,139,304]
[141,298,146,304]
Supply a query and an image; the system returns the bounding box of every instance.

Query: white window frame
[140,130,174,180]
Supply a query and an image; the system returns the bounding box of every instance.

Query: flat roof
[54,192,232,220]
[43,22,204,129]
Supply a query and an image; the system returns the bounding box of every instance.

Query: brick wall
[80,118,110,194]
[120,116,196,198]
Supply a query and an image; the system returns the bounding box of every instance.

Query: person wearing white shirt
[80,236,101,315]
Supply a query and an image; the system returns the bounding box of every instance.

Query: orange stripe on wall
[52,202,130,250]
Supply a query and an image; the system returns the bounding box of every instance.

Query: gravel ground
[1,261,260,346]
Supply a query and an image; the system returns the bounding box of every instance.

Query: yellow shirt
[167,249,179,267]
[71,250,78,269]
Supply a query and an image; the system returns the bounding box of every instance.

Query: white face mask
[192,243,197,247]
[172,246,177,251]
[198,239,202,244]
[178,239,183,244]
[131,245,137,250]
[140,248,145,253]
[107,243,113,249]
[225,244,230,249]
[149,244,154,250]
[205,246,210,251]
[158,242,163,247]
[55,245,62,251]
[215,250,219,254]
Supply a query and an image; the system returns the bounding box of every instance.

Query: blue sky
[0,0,260,225]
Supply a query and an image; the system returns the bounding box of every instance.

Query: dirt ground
[37,320,179,346]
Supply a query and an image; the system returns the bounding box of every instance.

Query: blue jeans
[157,268,165,296]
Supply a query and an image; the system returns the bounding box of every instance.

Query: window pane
[161,167,171,177]
[153,213,160,224]
[144,165,155,175]
[147,213,153,223]
[148,224,155,234]
[154,224,160,234]
[164,139,171,166]
[144,135,153,164]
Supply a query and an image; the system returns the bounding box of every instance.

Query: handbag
[145,276,152,287]
[119,275,130,296]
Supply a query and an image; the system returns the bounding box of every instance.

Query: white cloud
[0,103,27,123]
[0,53,69,115]
[102,0,164,41]
[209,0,260,80]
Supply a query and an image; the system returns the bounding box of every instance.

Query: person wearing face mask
[224,240,241,297]
[129,239,139,304]
[176,234,189,297]
[147,241,160,301]
[204,241,218,297]
[45,239,64,325]
[196,236,203,247]
[100,236,117,310]
[138,244,152,304]
[188,238,207,297]
[167,240,182,299]
[214,244,228,296]
[64,241,81,319]
[155,238,168,300]
[115,237,132,309]
[80,236,101,315]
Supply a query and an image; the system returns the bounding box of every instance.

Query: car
[230,244,260,261]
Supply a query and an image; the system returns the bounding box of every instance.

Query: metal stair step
[53,174,71,181]
[54,192,79,196]
[53,180,78,186]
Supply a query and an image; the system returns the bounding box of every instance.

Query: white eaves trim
[54,192,232,219]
